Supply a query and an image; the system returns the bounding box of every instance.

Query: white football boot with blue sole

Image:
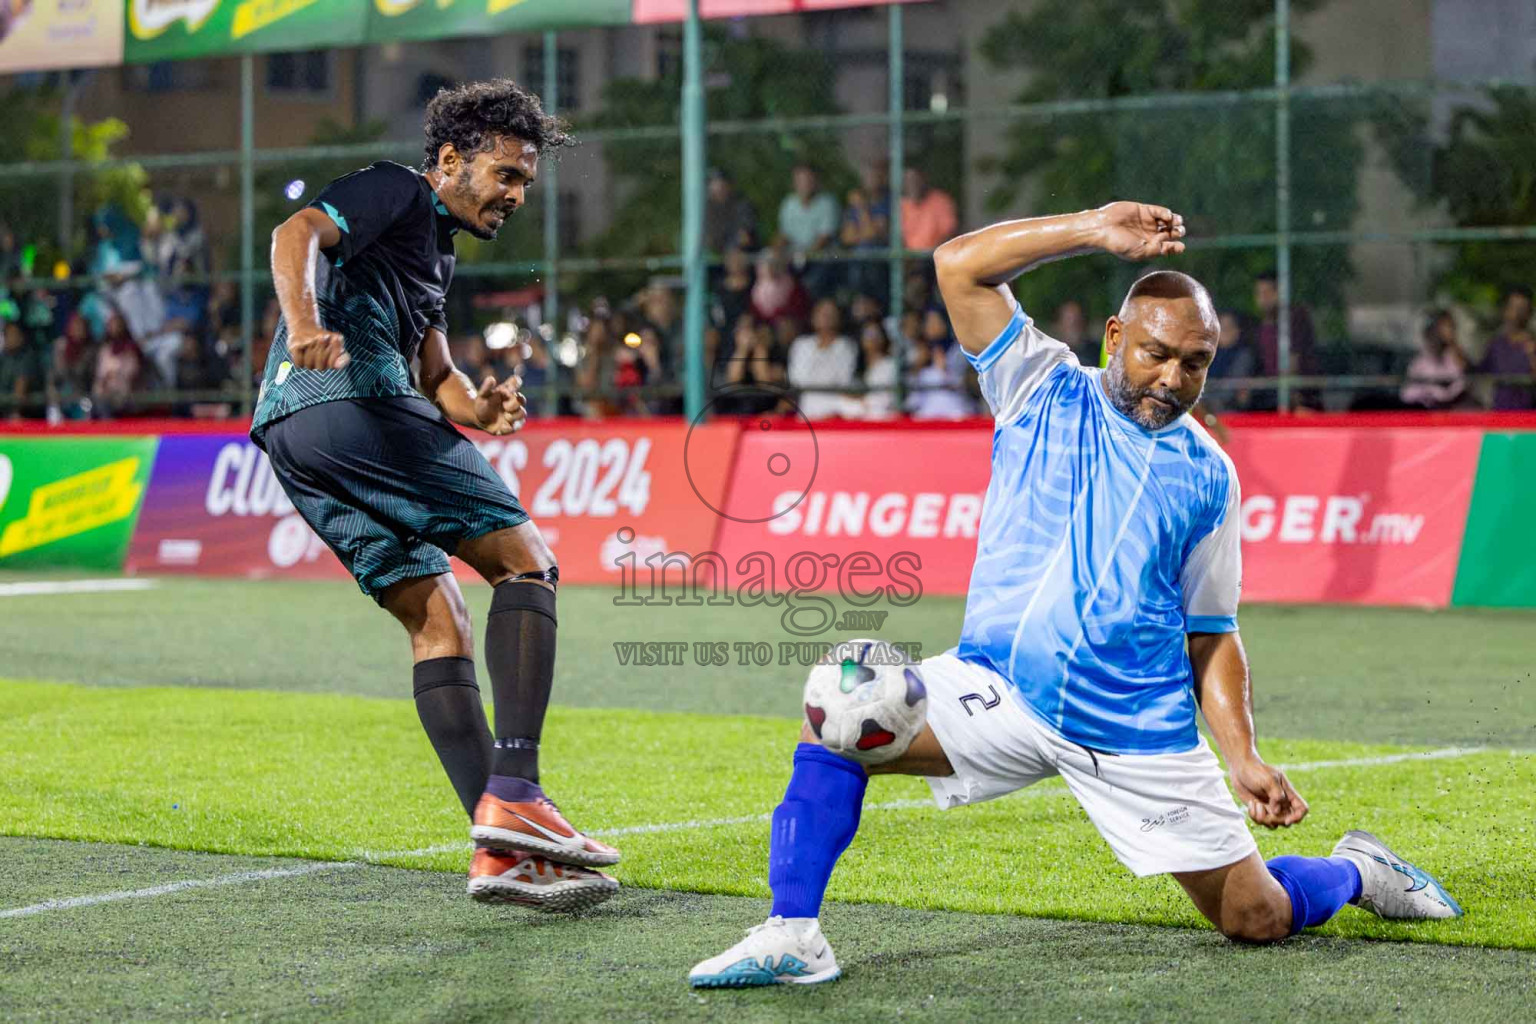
[1332,830,1463,920]
[689,916,841,988]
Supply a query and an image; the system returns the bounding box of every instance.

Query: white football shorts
[918,650,1259,877]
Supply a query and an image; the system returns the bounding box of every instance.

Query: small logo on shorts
[1140,805,1191,832]
[275,360,293,385]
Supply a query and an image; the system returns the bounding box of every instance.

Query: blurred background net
[1,0,1533,421]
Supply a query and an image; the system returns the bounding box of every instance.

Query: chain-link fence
[1,0,1533,422]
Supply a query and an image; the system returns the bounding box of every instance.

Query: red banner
[708,422,1485,607]
[711,426,991,595]
[125,420,739,587]
[1223,427,1483,607]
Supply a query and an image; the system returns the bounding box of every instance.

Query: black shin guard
[486,578,558,782]
[412,657,493,818]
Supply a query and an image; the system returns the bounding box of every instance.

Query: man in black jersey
[252,79,619,910]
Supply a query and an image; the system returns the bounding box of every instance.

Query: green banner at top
[126,0,368,61]
[121,0,919,65]
[368,0,630,43]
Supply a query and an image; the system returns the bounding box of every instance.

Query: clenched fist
[287,325,350,371]
[474,374,527,436]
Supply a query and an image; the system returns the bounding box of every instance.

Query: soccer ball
[802,639,927,766]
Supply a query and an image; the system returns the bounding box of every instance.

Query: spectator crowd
[4,160,1535,423]
[0,197,250,422]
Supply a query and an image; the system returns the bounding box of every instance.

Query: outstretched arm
[934,203,1186,356]
[1190,631,1308,829]
[418,328,527,436]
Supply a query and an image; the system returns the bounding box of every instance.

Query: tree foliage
[0,84,148,269]
[978,0,1360,331]
[582,29,854,285]
[1374,85,1536,309]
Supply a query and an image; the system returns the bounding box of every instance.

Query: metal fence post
[542,29,560,342]
[888,3,905,406]
[681,0,707,422]
[1275,0,1293,412]
[240,54,256,417]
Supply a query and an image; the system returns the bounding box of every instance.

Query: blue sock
[768,743,868,919]
[1267,855,1363,934]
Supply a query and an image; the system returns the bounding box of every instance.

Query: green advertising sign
[0,438,159,571]
[125,0,369,62]
[368,0,631,42]
[1452,432,1536,609]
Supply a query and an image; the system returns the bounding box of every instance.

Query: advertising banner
[0,0,122,72]
[125,0,368,62]
[125,420,739,587]
[632,0,924,21]
[710,426,992,597]
[1452,432,1536,608]
[1224,427,1484,607]
[0,437,158,571]
[368,0,630,43]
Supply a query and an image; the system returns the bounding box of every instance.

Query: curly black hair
[421,78,573,170]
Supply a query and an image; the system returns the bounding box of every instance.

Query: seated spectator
[1254,270,1319,410]
[859,319,898,420]
[902,270,934,314]
[206,281,241,338]
[1051,299,1099,366]
[92,312,143,417]
[510,330,554,418]
[704,169,758,255]
[921,306,955,353]
[717,314,786,415]
[751,249,809,324]
[905,335,974,420]
[777,163,839,298]
[900,168,958,252]
[0,224,19,281]
[639,281,680,368]
[1478,286,1535,410]
[49,314,96,413]
[773,314,804,356]
[840,163,891,301]
[787,298,858,420]
[1,321,44,419]
[172,332,230,415]
[778,163,839,258]
[164,198,209,282]
[611,327,659,418]
[1401,309,1470,410]
[712,247,754,331]
[1204,310,1257,412]
[849,293,882,330]
[896,308,923,351]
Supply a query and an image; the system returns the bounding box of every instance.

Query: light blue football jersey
[955,301,1242,755]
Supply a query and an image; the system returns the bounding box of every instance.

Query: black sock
[485,580,557,783]
[412,657,492,818]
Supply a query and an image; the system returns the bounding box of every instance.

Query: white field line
[0,579,157,598]
[362,745,1501,863]
[0,862,354,919]
[1278,746,1487,772]
[0,745,1508,918]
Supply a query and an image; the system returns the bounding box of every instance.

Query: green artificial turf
[1,679,1531,949]
[2,575,1532,748]
[3,575,1535,1021]
[3,838,1534,1024]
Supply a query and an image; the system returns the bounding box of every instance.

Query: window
[122,61,213,94]
[523,45,581,111]
[266,51,332,96]
[655,30,682,81]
